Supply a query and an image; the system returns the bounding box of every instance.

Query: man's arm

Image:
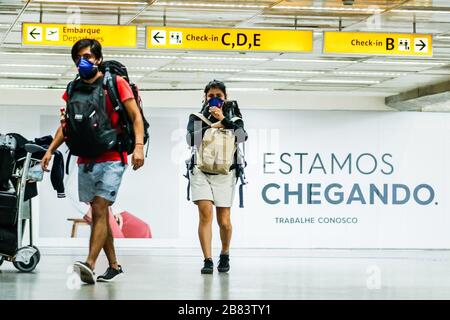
[41,126,64,172]
[123,98,145,170]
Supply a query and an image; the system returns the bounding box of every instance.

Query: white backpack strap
[192,112,213,126]
[230,117,242,122]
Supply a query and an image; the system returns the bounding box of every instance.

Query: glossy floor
[1,248,450,300]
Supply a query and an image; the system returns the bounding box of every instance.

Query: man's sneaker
[217,254,230,273]
[73,261,95,285]
[201,258,214,274]
[97,265,124,283]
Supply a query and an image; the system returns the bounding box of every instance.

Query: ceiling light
[434,36,450,40]
[391,9,450,14]
[0,52,66,56]
[154,1,267,8]
[0,72,62,77]
[162,67,241,73]
[0,64,70,68]
[33,0,147,5]
[334,71,408,77]
[0,84,66,89]
[229,77,303,83]
[273,5,383,13]
[106,54,179,59]
[183,56,269,62]
[128,67,158,71]
[273,58,357,63]
[227,88,272,92]
[363,60,446,66]
[247,70,325,75]
[306,79,380,84]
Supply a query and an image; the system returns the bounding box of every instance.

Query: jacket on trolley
[7,133,65,200]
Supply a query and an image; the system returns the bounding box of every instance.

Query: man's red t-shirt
[62,75,134,164]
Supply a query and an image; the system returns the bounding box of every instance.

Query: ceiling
[1,0,450,98]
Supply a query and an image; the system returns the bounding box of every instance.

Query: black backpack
[64,76,118,158]
[0,134,17,191]
[100,60,150,155]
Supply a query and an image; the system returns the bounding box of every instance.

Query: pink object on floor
[83,207,125,238]
[119,211,152,238]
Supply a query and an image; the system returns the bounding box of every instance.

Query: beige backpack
[192,112,241,175]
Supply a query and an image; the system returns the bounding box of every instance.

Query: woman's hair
[201,80,243,120]
[204,79,227,98]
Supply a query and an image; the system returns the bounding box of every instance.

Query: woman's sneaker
[97,265,124,282]
[201,258,214,274]
[73,261,95,285]
[217,254,230,273]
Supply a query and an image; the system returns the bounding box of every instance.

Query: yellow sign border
[144,26,314,53]
[21,22,138,48]
[322,31,433,57]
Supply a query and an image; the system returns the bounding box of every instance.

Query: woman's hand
[209,106,225,121]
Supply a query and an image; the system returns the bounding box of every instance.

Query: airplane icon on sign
[45,28,59,41]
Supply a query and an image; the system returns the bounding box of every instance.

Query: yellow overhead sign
[146,26,313,52]
[323,32,432,56]
[22,23,137,47]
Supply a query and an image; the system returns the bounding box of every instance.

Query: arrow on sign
[415,39,426,51]
[153,31,164,43]
[29,28,41,40]
[30,28,40,39]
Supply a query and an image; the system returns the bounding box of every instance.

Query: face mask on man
[76,57,99,80]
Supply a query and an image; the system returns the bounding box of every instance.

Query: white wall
[10,89,445,250]
[2,103,449,249]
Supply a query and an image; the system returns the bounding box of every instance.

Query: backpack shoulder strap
[192,112,213,126]
[103,72,122,111]
[230,117,242,123]
[66,78,79,100]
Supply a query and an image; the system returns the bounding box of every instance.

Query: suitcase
[0,134,17,190]
[0,189,18,226]
[0,225,17,256]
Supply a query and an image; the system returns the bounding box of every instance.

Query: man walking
[41,39,145,284]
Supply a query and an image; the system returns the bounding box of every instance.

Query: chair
[67,218,89,238]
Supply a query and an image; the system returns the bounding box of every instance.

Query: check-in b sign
[386,37,429,53]
[323,32,432,56]
[147,27,313,53]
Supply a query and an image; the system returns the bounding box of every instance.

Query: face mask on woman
[208,97,224,108]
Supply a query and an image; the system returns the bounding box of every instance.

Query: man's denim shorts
[78,161,127,203]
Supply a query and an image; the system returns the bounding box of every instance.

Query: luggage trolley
[0,143,46,272]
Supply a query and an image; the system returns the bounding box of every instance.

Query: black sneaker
[201,258,214,274]
[73,261,95,285]
[218,254,230,273]
[97,265,124,283]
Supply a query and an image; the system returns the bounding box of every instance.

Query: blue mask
[76,57,98,80]
[208,97,224,108]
